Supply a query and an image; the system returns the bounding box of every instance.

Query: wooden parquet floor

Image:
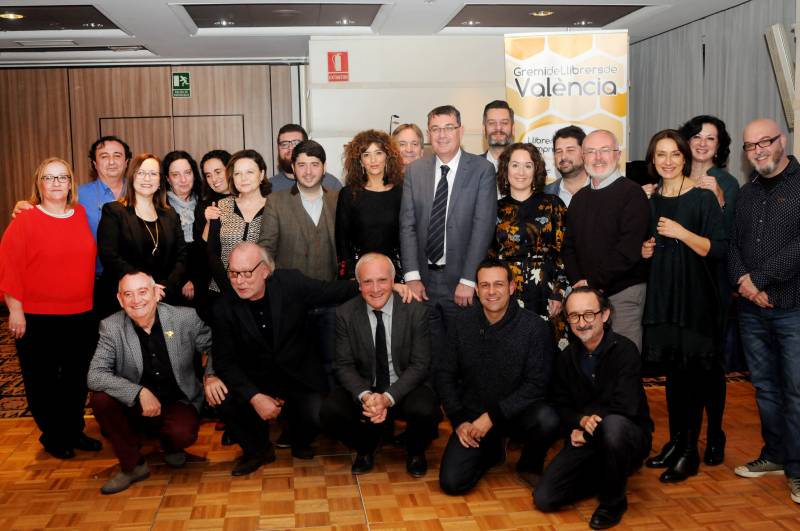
[0,381,798,530]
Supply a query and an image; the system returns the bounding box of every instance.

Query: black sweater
[550,330,653,435]
[562,177,650,296]
[436,303,554,429]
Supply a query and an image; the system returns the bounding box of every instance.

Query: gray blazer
[399,151,497,290]
[258,186,339,280]
[87,303,212,411]
[335,293,431,403]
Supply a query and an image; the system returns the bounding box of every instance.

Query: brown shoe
[100,463,150,495]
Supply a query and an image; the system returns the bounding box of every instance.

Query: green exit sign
[172,72,191,98]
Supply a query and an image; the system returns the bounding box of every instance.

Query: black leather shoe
[589,499,627,529]
[660,449,700,483]
[291,445,314,460]
[45,445,75,460]
[704,431,726,466]
[74,433,102,452]
[645,437,679,468]
[275,430,292,449]
[351,453,375,475]
[231,447,276,476]
[406,454,427,478]
[221,431,235,446]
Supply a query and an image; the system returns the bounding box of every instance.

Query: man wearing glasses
[400,105,497,364]
[269,123,342,193]
[535,287,653,530]
[561,129,650,351]
[729,118,800,505]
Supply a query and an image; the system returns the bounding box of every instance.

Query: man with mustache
[535,287,653,529]
[545,125,590,207]
[728,118,800,505]
[481,100,515,171]
[561,129,650,351]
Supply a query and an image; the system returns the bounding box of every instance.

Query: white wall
[306,35,505,179]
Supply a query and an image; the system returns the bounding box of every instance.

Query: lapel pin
[165,330,174,338]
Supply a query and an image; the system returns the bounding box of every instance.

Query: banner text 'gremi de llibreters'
[505,31,628,180]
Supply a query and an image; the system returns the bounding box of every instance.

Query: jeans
[738,300,800,477]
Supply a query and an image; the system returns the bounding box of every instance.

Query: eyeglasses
[429,125,459,135]
[743,134,781,152]
[583,147,619,157]
[227,260,264,280]
[41,174,70,183]
[565,309,603,324]
[278,139,302,149]
[135,170,160,178]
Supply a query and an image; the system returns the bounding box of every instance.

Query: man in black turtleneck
[436,259,559,495]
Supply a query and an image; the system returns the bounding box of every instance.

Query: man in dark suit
[534,287,653,529]
[399,104,497,361]
[88,271,214,494]
[320,253,441,477]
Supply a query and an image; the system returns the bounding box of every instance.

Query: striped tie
[425,165,450,264]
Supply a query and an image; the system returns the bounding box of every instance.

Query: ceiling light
[530,10,554,17]
[213,19,235,26]
[82,22,104,29]
[461,20,481,26]
[0,12,24,20]
[336,18,356,25]
[573,20,593,26]
[273,9,301,17]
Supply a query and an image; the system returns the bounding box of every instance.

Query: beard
[278,156,294,175]
[753,146,784,176]
[586,163,617,181]
[488,132,512,148]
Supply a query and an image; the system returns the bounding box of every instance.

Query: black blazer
[97,201,187,301]
[210,269,359,401]
[335,293,431,403]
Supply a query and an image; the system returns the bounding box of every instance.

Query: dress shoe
[645,437,679,468]
[291,445,314,460]
[660,448,700,483]
[74,433,103,452]
[275,429,292,449]
[231,446,276,476]
[351,452,375,475]
[589,499,627,529]
[44,445,75,460]
[704,431,726,466]
[221,431,235,446]
[164,451,187,468]
[100,463,150,495]
[406,454,427,478]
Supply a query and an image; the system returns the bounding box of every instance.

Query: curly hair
[678,115,732,168]
[342,129,404,195]
[496,143,547,196]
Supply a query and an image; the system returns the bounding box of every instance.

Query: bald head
[743,118,788,178]
[228,242,272,301]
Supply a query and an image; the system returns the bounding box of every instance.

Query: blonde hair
[29,157,76,206]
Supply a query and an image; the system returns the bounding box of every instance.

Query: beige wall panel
[173,115,244,160]
[69,67,171,181]
[170,65,273,173]
[0,68,71,235]
[100,117,173,162]
[269,65,294,144]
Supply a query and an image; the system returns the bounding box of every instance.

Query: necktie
[425,164,450,264]
[373,310,390,392]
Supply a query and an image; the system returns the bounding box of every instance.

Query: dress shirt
[590,168,623,190]
[358,295,399,405]
[557,175,591,206]
[299,188,324,226]
[485,150,499,171]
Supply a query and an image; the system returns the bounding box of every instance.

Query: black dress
[643,187,727,368]
[335,185,403,280]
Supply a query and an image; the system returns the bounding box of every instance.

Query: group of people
[0,97,797,529]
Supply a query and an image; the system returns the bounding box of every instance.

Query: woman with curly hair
[490,142,569,349]
[335,129,405,280]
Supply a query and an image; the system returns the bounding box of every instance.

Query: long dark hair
[678,115,731,168]
[496,143,547,196]
[343,129,404,196]
[161,150,201,199]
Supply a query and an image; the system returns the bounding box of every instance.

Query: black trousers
[16,312,96,450]
[534,415,651,511]
[320,386,441,456]
[217,388,322,458]
[439,401,560,495]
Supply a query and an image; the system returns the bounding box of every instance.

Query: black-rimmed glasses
[227,261,264,280]
[565,309,603,324]
[743,134,781,152]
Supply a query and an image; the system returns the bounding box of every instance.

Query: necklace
[143,220,159,256]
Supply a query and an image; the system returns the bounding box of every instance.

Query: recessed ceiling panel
[0,5,116,31]
[447,4,643,28]
[184,3,382,28]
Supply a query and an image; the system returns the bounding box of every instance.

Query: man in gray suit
[544,125,589,206]
[321,253,441,477]
[399,104,497,361]
[88,271,215,494]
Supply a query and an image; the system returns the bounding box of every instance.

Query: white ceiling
[0,0,750,65]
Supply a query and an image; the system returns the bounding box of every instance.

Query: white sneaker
[789,477,800,504]
[734,458,784,478]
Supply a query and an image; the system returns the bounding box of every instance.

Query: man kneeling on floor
[88,271,215,494]
[437,259,560,494]
[534,287,653,529]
